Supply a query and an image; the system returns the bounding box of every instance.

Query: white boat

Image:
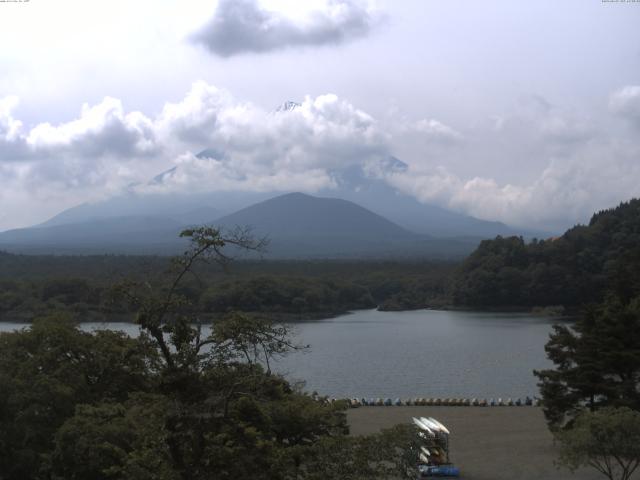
[412,417,435,435]
[420,417,441,432]
[427,417,451,435]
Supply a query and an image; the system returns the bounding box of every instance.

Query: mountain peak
[275,101,301,113]
[196,148,225,160]
[150,166,177,185]
[215,192,413,238]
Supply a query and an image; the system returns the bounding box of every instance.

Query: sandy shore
[347,406,602,480]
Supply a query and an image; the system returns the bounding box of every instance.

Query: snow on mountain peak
[275,101,301,113]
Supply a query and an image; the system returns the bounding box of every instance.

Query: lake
[0,309,559,399]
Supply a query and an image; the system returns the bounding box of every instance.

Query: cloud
[152,151,336,194]
[412,119,463,143]
[380,140,640,232]
[0,96,22,142]
[610,85,640,124]
[0,95,166,230]
[0,96,160,192]
[144,84,388,194]
[0,82,389,229]
[190,0,379,57]
[27,98,158,158]
[1,83,639,234]
[366,92,639,232]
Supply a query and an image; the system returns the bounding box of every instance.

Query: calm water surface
[0,309,558,399]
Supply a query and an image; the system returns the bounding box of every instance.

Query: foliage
[0,227,420,480]
[0,251,455,320]
[49,395,177,480]
[291,424,420,480]
[0,313,158,479]
[535,295,640,429]
[452,199,640,308]
[201,275,375,316]
[555,407,640,480]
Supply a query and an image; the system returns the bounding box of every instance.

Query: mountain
[321,159,548,238]
[215,192,412,239]
[213,192,477,258]
[0,216,185,254]
[0,192,479,258]
[36,193,227,229]
[22,149,546,239]
[275,101,301,112]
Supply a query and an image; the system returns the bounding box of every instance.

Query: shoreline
[0,303,579,324]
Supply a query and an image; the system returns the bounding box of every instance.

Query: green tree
[556,407,640,480]
[535,296,640,429]
[0,313,157,479]
[50,395,177,480]
[102,227,359,479]
[290,424,420,480]
[0,227,423,480]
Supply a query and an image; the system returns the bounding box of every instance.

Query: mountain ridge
[20,150,550,239]
[0,192,479,258]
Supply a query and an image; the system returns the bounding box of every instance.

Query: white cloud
[0,82,389,229]
[147,151,336,194]
[609,85,640,124]
[142,86,388,194]
[0,96,23,142]
[0,83,639,234]
[190,0,380,57]
[381,140,640,232]
[27,98,158,158]
[411,119,463,143]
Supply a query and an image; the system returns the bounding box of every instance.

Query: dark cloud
[191,0,377,57]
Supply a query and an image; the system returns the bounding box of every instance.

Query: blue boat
[418,464,460,477]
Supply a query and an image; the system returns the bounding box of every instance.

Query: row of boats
[346,396,538,407]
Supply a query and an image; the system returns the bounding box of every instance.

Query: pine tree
[535,295,640,429]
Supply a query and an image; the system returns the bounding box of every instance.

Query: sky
[1,0,639,232]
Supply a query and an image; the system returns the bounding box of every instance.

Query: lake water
[0,309,559,399]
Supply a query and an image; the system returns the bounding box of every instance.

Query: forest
[0,253,454,322]
[450,199,640,309]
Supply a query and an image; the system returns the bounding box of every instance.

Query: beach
[347,406,602,480]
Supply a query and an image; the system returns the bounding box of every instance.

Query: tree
[0,226,424,480]
[96,226,370,480]
[49,395,177,480]
[0,312,158,480]
[555,407,640,480]
[535,295,640,429]
[289,424,420,480]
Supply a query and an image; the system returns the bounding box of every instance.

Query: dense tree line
[451,199,640,308]
[201,276,375,316]
[0,254,454,321]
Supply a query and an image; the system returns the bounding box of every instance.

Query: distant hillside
[214,192,477,259]
[215,192,413,239]
[0,216,186,255]
[451,199,640,308]
[325,160,549,238]
[0,193,479,258]
[37,196,222,229]
[26,152,546,239]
